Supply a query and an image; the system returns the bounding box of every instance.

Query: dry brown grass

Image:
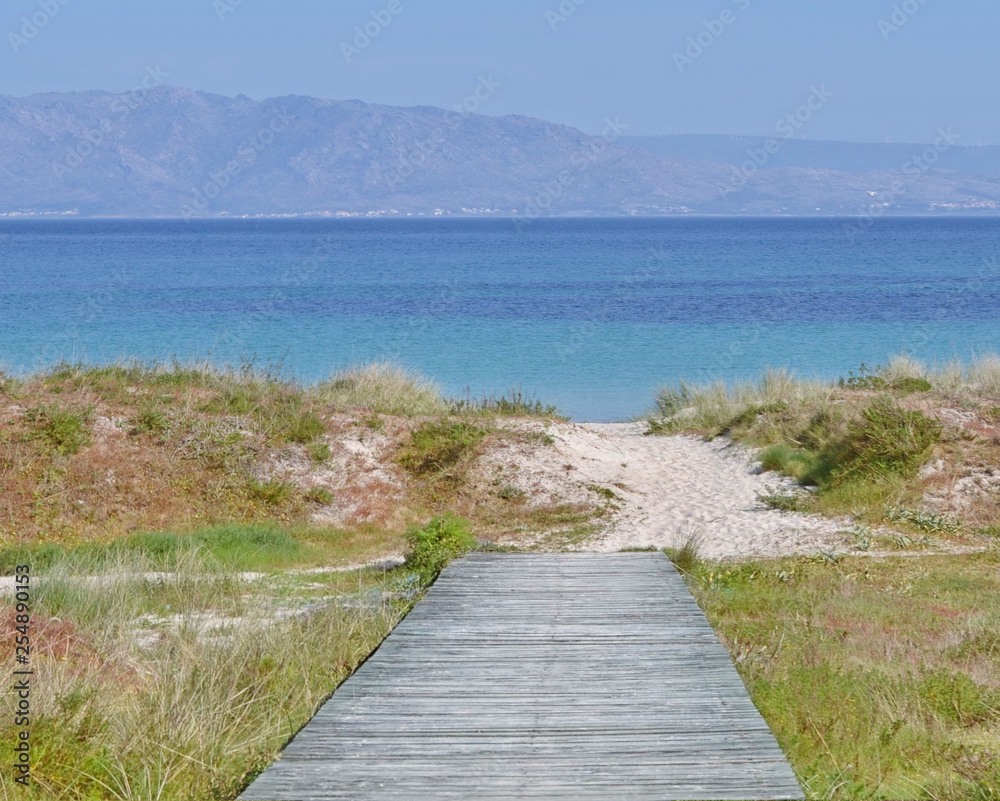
[0,364,589,554]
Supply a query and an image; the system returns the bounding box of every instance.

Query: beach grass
[0,515,479,801]
[0,552,407,801]
[315,362,447,417]
[0,360,568,548]
[678,551,1000,800]
[647,356,1000,532]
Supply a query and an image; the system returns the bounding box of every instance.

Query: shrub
[828,396,941,485]
[891,376,933,395]
[25,406,91,455]
[247,479,295,506]
[404,515,476,582]
[838,363,888,391]
[130,408,171,436]
[397,421,487,477]
[304,487,334,505]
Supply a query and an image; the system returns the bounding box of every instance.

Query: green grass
[665,535,702,575]
[0,525,369,575]
[828,396,941,485]
[403,515,477,582]
[397,420,488,478]
[647,362,956,522]
[758,492,803,512]
[0,550,408,801]
[24,406,92,456]
[246,478,296,507]
[450,390,565,419]
[128,407,170,437]
[681,553,1000,800]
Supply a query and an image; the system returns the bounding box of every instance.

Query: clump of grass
[886,506,963,534]
[587,484,620,502]
[838,362,889,391]
[210,382,325,445]
[648,363,951,522]
[397,420,487,478]
[303,487,334,505]
[759,444,823,482]
[758,492,802,512]
[666,534,701,575]
[647,369,828,436]
[279,409,325,444]
[828,395,941,485]
[307,441,332,464]
[451,390,564,419]
[25,405,92,455]
[362,414,385,432]
[759,397,940,515]
[246,479,296,507]
[129,407,171,436]
[317,362,445,416]
[837,361,931,395]
[891,376,933,395]
[496,484,526,502]
[967,353,1000,396]
[404,515,476,582]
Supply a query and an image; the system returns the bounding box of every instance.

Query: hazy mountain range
[2,87,999,218]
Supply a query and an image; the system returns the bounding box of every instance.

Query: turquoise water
[1,217,998,421]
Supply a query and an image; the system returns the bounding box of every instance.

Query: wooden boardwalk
[240,553,803,800]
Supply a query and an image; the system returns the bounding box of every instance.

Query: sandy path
[513,422,849,559]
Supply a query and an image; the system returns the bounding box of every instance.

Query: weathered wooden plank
[240,553,803,800]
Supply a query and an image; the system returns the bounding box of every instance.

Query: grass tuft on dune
[647,356,1000,533]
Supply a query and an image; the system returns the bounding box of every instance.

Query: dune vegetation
[647,356,1000,539]
[3,357,1000,799]
[0,361,570,801]
[655,356,1000,800]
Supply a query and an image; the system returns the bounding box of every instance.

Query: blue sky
[3,0,998,144]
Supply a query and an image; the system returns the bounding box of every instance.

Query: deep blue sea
[1,217,998,421]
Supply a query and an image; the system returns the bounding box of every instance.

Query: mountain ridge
[2,87,999,218]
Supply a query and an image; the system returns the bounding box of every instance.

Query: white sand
[504,422,851,559]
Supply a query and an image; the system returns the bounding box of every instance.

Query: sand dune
[511,422,849,558]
